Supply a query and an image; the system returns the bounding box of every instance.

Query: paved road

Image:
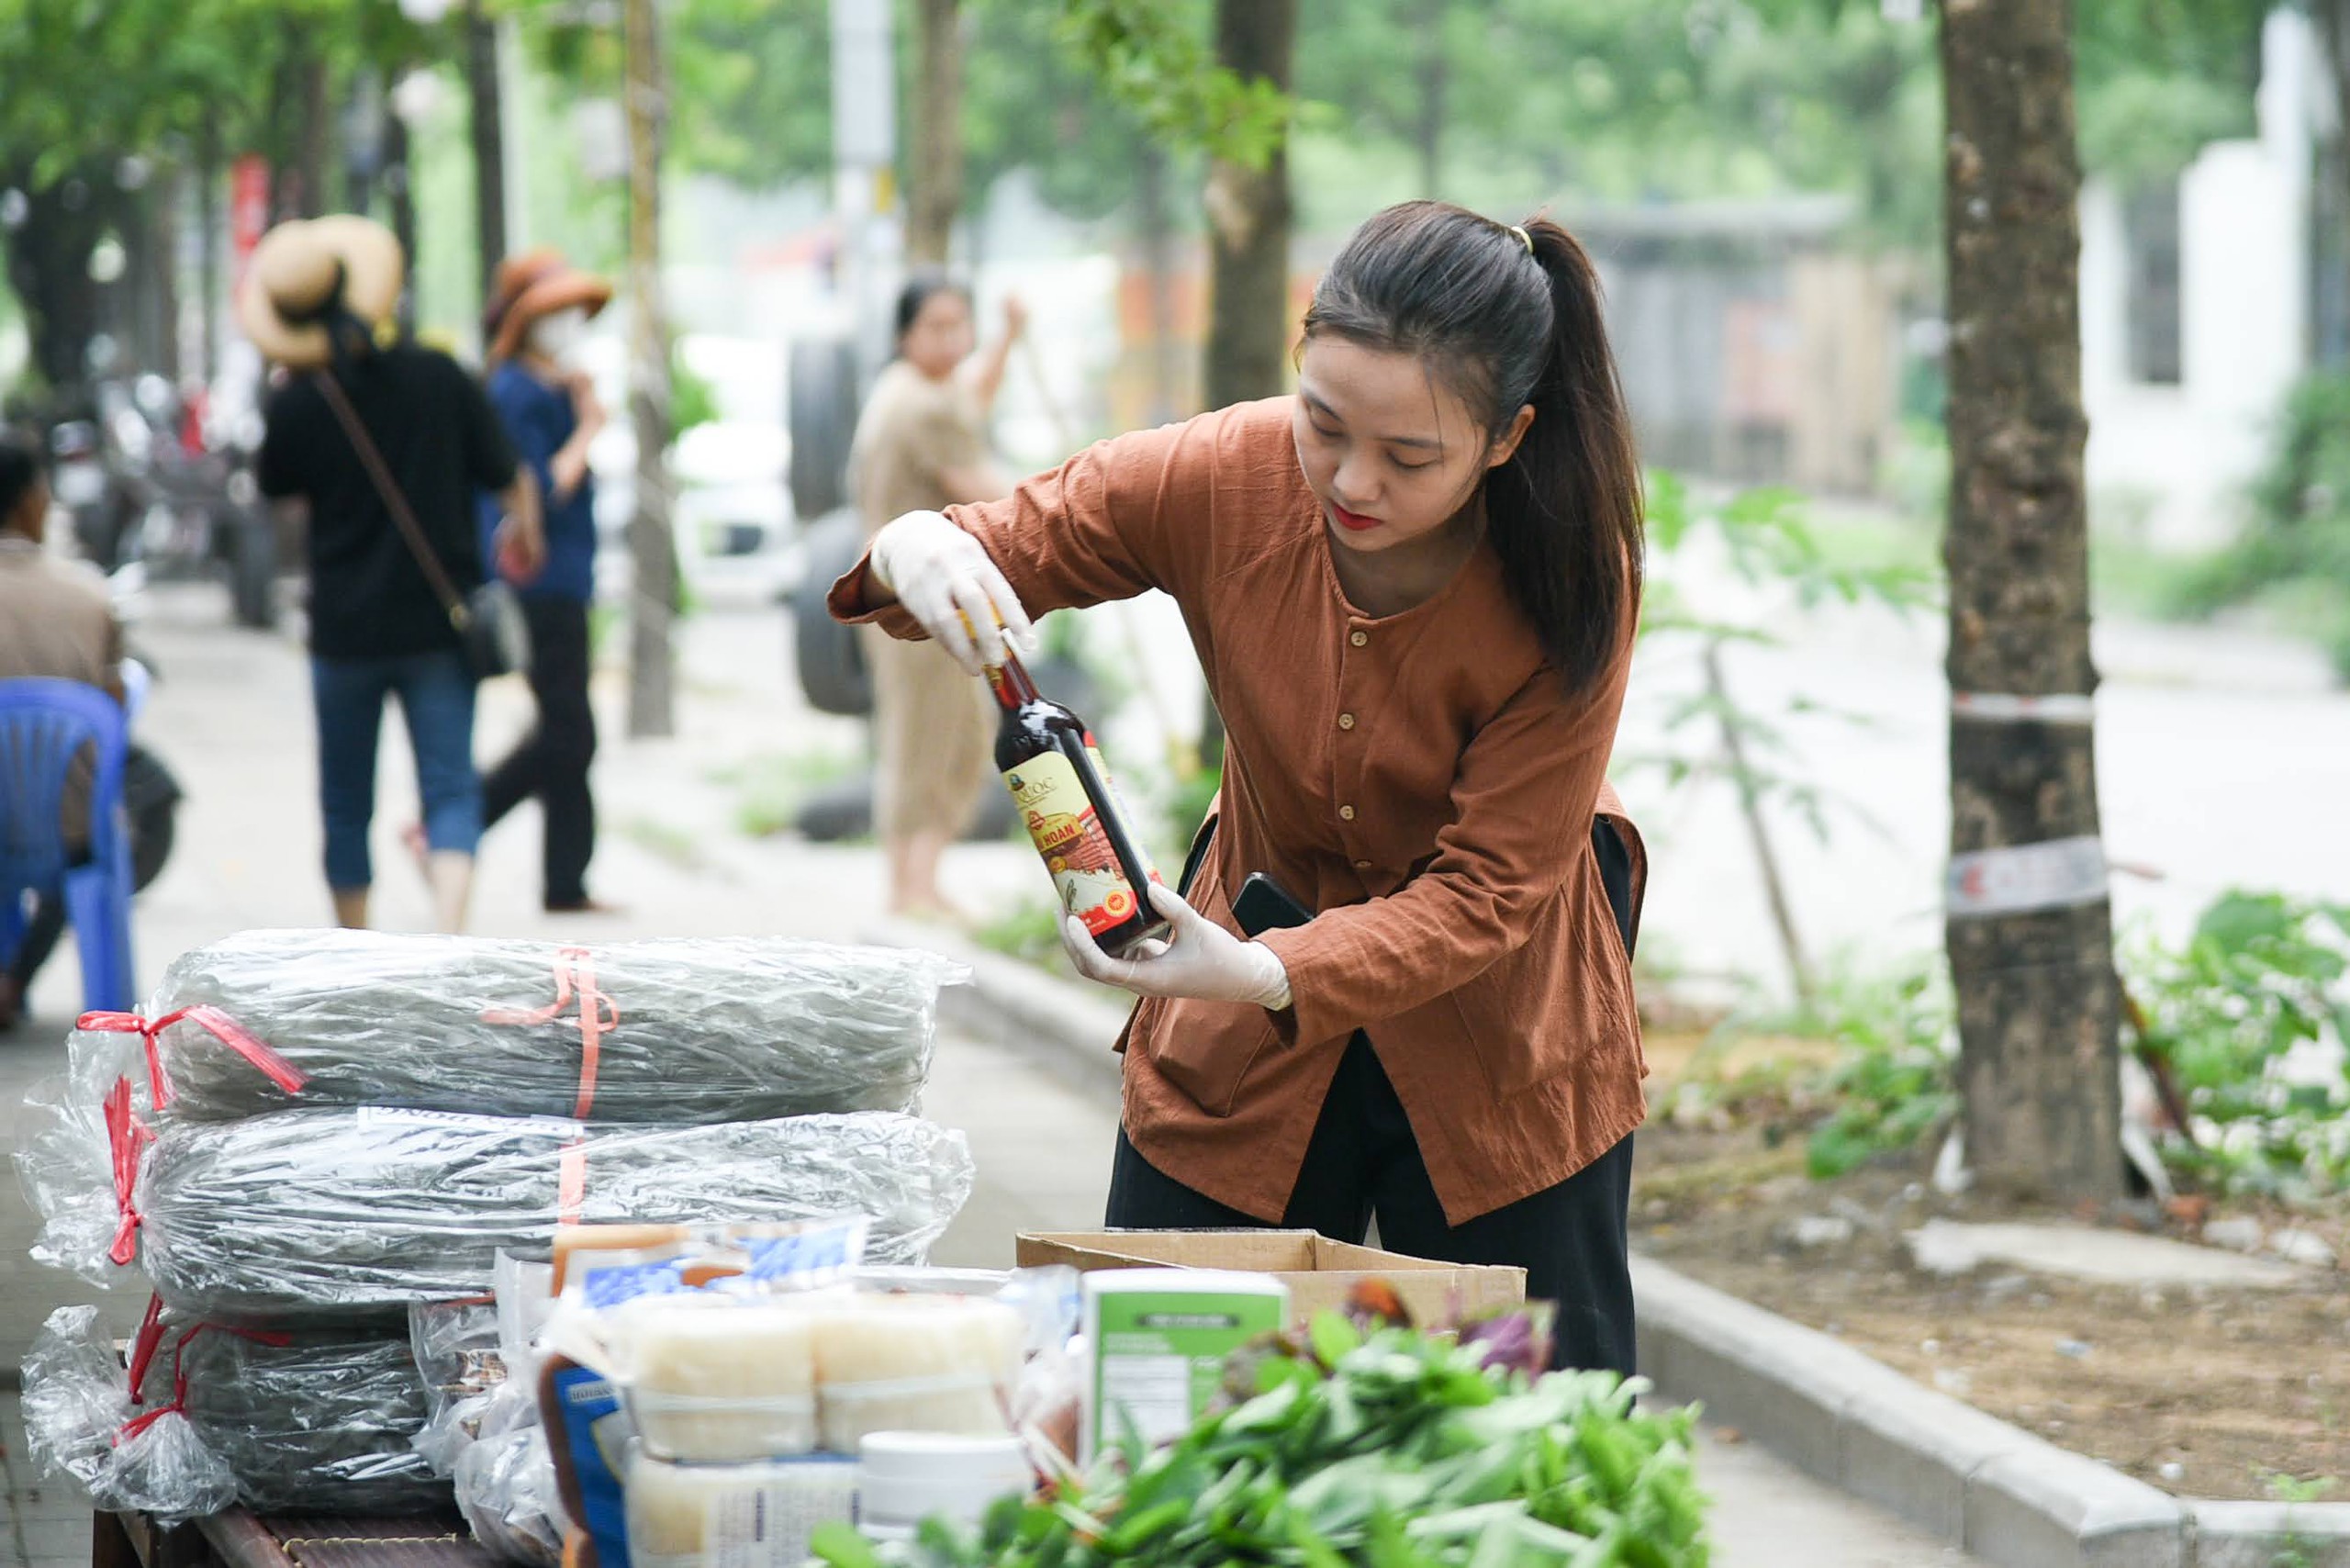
[0,584,1975,1565]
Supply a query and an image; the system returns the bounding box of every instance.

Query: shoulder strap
[312,369,469,629]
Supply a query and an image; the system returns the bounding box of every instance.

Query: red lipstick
[1330,502,1381,533]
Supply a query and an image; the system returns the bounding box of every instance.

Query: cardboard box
[1015,1229,1524,1328]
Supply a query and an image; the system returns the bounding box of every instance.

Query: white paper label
[702,1466,857,1568]
[1947,835,2109,919]
[352,1106,585,1138]
[1097,1353,1196,1449]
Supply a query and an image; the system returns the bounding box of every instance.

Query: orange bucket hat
[483,247,614,364]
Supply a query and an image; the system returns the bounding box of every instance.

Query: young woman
[474,247,617,914]
[847,274,1027,920]
[832,202,1647,1371]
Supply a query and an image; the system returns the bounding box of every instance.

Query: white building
[2079,9,2326,550]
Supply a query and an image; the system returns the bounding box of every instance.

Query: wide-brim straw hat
[484,247,614,364]
[234,216,405,370]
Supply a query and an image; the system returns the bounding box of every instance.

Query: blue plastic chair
[0,678,136,1014]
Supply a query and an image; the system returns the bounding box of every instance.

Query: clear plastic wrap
[408,1297,507,1475]
[456,1421,566,1567]
[92,929,964,1124]
[146,1321,450,1513]
[19,1304,444,1519]
[28,1106,974,1322]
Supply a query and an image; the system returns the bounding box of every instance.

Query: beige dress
[847,360,995,840]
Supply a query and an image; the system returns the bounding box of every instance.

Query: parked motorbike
[50,374,281,630]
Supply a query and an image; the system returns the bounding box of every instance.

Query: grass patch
[971,893,1078,980]
[724,747,865,838]
[615,816,707,871]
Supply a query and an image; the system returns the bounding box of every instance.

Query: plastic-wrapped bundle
[408,1297,509,1474]
[455,1421,565,1567]
[30,1106,974,1322]
[88,929,962,1124]
[21,1305,447,1518]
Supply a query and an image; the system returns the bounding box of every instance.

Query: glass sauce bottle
[987,652,1169,958]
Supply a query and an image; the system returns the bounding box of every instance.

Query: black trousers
[1107,1051,1636,1374]
[482,598,598,906]
[1106,818,1643,1376]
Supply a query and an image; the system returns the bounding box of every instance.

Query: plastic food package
[95,929,963,1124]
[410,1253,556,1478]
[456,1421,567,1567]
[810,1294,1025,1454]
[28,1107,974,1322]
[623,1450,857,1568]
[20,1304,447,1518]
[610,1295,819,1462]
[408,1297,508,1475]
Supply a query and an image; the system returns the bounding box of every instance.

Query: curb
[863,918,1129,1104]
[865,924,2350,1568]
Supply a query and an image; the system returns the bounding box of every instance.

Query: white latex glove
[867,509,1037,674]
[1061,883,1293,1011]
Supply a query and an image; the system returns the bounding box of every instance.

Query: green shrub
[2131,891,2350,1201]
[2189,371,2350,678]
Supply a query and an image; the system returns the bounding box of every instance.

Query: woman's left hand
[1061,883,1292,1010]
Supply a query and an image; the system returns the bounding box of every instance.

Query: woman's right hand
[867,510,1036,674]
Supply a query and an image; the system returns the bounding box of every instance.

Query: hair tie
[1508,225,1534,256]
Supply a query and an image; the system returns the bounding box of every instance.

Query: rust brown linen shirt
[830,396,1646,1226]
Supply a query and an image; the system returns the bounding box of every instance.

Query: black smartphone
[1231,872,1313,937]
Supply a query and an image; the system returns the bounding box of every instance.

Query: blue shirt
[478,361,597,604]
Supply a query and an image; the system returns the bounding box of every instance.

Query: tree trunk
[151,174,185,382]
[905,0,963,267]
[5,170,112,394]
[295,44,330,220]
[385,109,420,336]
[1198,0,1297,767]
[1414,0,1447,197]
[466,0,509,302]
[1203,0,1295,411]
[624,0,678,739]
[1940,0,2123,1202]
[2314,0,2350,359]
[1136,141,1180,424]
[197,126,222,383]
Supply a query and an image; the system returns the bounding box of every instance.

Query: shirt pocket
[1147,996,1281,1118]
[1449,888,1632,1101]
[1140,849,1279,1115]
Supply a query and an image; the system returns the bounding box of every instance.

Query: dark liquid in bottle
[987,653,1169,958]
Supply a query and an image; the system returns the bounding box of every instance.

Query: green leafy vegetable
[817,1316,1710,1568]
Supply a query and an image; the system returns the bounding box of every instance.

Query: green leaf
[1309,1310,1365,1369]
[808,1521,881,1568]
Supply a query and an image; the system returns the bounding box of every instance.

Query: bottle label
[1004,751,1144,936]
[1084,737,1164,890]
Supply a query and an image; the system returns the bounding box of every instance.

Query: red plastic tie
[557,1141,588,1228]
[102,1077,155,1266]
[483,948,620,1119]
[78,1006,308,1107]
[119,1320,293,1443]
[125,1294,168,1401]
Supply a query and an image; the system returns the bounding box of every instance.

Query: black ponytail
[1302,202,1644,696]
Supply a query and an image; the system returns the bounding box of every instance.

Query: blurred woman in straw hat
[474,247,617,914]
[241,215,544,934]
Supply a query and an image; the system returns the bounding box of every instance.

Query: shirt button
[1339,805,1356,822]
[1337,712,1356,731]
[1354,858,1371,869]
[1349,630,1369,648]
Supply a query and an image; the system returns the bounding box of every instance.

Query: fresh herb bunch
[812,1314,1710,1568]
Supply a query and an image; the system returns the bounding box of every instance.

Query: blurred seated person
[0,430,127,1031]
